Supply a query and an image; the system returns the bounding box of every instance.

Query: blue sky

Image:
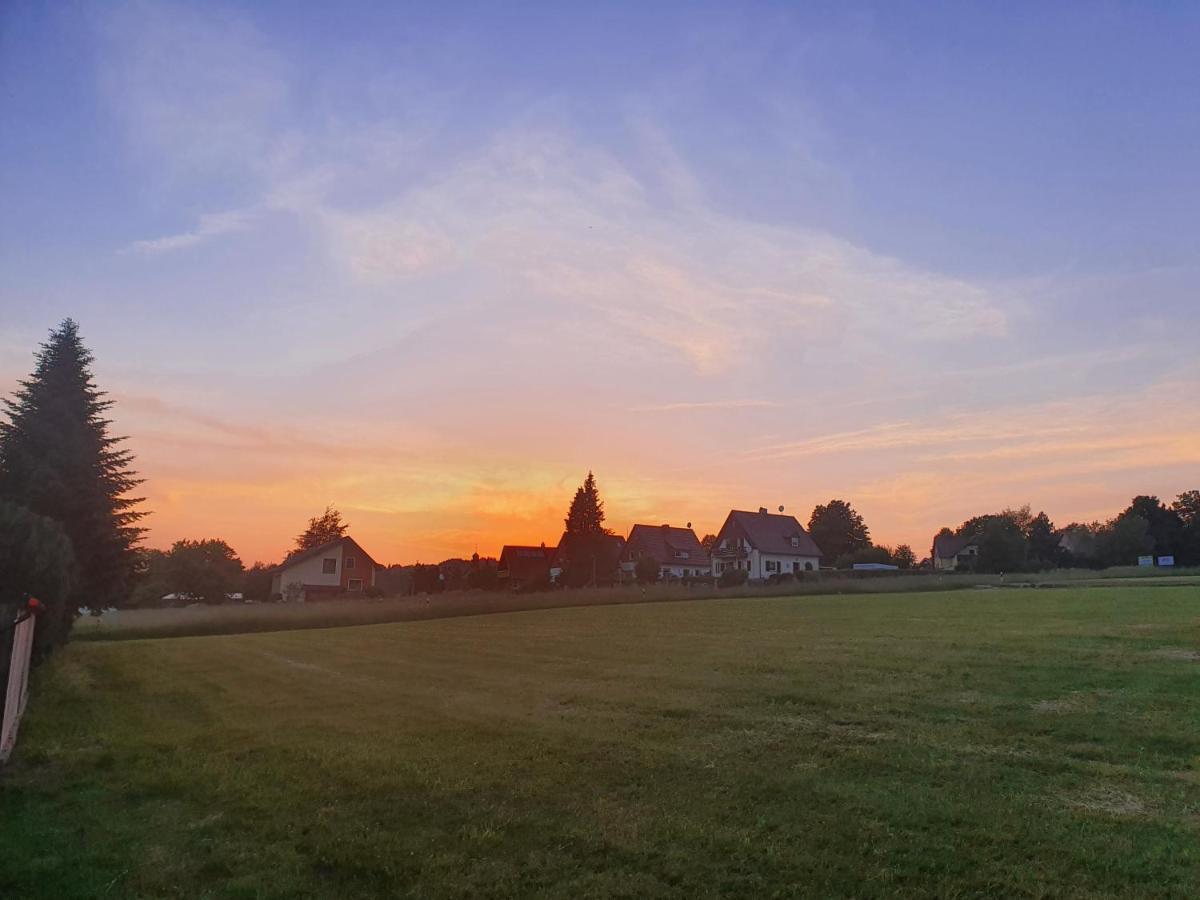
[1,1,1197,563]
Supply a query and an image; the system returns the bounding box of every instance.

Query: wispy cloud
[630,399,786,413]
[123,208,258,255]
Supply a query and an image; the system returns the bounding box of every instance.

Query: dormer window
[791,537,800,548]
[675,550,689,559]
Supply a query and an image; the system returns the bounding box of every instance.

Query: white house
[621,524,711,580]
[709,508,823,579]
[932,533,979,571]
[268,536,380,600]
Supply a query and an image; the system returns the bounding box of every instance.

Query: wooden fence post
[1,604,37,764]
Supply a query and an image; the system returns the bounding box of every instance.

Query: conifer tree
[560,471,616,587]
[563,471,607,535]
[0,320,145,640]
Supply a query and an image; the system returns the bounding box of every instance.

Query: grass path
[3,587,1199,897]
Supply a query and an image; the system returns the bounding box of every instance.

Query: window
[765,560,778,573]
[804,561,814,571]
[345,555,356,570]
[347,578,363,591]
[322,558,336,574]
[791,536,800,548]
[675,550,690,559]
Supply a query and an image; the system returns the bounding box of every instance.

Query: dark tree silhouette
[294,505,349,554]
[560,471,616,587]
[808,500,871,562]
[0,319,145,647]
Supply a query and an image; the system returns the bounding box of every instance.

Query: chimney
[759,507,768,515]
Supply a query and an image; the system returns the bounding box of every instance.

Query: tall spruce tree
[560,471,615,587]
[564,471,606,535]
[0,320,145,635]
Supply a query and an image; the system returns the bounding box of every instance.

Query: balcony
[711,545,748,559]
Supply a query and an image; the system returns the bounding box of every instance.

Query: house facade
[269,536,379,599]
[622,524,711,580]
[932,533,979,571]
[497,544,555,589]
[709,508,823,579]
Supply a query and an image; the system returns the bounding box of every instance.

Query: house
[709,508,823,579]
[497,544,555,588]
[269,536,380,600]
[932,533,979,571]
[622,524,711,580]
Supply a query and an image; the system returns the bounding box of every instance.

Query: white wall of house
[272,544,345,596]
[711,550,819,579]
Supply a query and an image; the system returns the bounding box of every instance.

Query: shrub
[634,557,660,584]
[364,586,384,598]
[718,567,749,588]
[0,500,76,668]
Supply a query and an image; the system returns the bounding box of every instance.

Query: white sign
[1137,555,1154,567]
[1157,556,1175,567]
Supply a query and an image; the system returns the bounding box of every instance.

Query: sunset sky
[2,2,1198,565]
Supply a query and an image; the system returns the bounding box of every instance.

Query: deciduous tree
[893,544,916,570]
[163,539,244,604]
[807,500,871,562]
[294,505,349,554]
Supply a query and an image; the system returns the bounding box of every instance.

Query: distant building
[269,536,380,599]
[622,524,711,579]
[709,508,823,580]
[932,533,979,571]
[497,544,555,589]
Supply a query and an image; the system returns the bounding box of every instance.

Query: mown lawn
[2,587,1199,898]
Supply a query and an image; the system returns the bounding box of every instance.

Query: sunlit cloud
[3,1,1192,565]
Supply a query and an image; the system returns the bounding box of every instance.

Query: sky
[2,1,1198,565]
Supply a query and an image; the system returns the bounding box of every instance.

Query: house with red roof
[622,523,711,580]
[709,508,823,580]
[497,544,556,588]
[268,536,381,600]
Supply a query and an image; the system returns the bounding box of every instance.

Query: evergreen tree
[564,471,606,534]
[0,320,144,634]
[892,544,916,570]
[560,471,616,587]
[293,505,349,554]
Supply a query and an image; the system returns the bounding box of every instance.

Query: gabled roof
[719,509,824,557]
[271,536,380,573]
[498,544,555,581]
[933,533,977,560]
[624,524,711,567]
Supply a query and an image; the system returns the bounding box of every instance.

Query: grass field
[3,586,1199,898]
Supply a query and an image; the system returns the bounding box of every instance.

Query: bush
[0,500,76,668]
[364,585,384,598]
[718,567,749,588]
[634,557,660,584]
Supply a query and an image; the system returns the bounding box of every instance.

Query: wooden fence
[1,604,37,764]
